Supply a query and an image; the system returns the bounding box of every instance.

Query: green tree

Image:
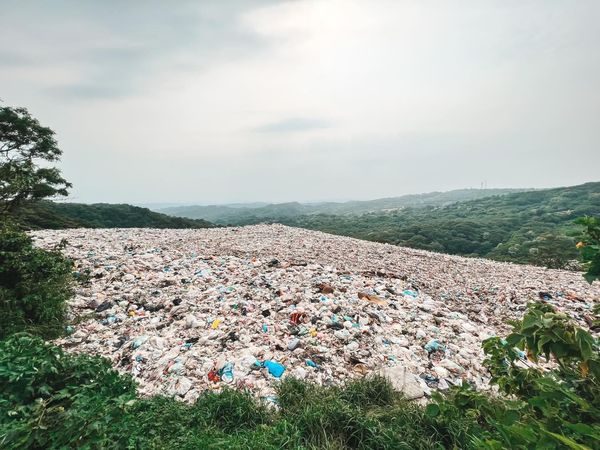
[0,105,71,213]
[576,216,600,283]
[0,105,73,339]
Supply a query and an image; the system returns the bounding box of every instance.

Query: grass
[0,334,481,449]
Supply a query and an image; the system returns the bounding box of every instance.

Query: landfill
[31,224,600,403]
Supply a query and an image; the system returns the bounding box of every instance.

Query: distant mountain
[277,182,600,268]
[14,202,214,230]
[159,188,527,224]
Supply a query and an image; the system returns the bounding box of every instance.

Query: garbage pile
[31,225,600,402]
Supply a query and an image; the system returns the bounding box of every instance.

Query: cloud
[254,117,331,133]
[1,0,599,204]
[0,1,280,101]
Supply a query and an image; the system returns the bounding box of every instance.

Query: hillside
[159,188,525,223]
[274,182,600,267]
[32,224,599,402]
[171,182,596,268]
[14,201,214,230]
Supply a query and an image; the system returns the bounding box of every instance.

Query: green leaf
[501,409,520,426]
[563,423,600,440]
[543,430,592,450]
[425,403,440,418]
[575,330,595,361]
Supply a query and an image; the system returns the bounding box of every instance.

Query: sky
[1,0,599,204]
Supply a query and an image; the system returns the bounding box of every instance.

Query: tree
[576,216,600,283]
[0,105,71,213]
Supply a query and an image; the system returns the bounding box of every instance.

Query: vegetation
[14,201,214,230]
[576,216,600,283]
[160,182,600,269]
[270,182,600,269]
[0,222,73,340]
[1,208,598,447]
[0,106,71,213]
[160,188,526,223]
[0,105,73,340]
[1,104,212,230]
[1,298,598,449]
[1,103,598,448]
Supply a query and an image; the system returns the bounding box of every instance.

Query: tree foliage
[14,201,214,230]
[576,216,600,283]
[0,222,73,340]
[263,183,599,269]
[0,106,71,213]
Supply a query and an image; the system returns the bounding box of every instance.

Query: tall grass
[0,334,478,449]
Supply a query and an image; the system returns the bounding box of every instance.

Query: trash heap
[32,225,600,403]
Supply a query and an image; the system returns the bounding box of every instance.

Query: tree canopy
[0,106,71,213]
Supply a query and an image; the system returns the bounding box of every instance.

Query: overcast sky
[2,0,599,204]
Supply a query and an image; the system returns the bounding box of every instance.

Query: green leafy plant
[0,222,72,339]
[0,334,137,449]
[459,301,600,449]
[575,216,600,283]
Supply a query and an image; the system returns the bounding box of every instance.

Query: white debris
[378,365,425,400]
[29,224,599,401]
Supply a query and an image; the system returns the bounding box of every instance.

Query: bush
[576,216,600,283]
[2,302,598,449]
[0,334,137,449]
[0,222,72,339]
[428,301,600,449]
[0,334,477,449]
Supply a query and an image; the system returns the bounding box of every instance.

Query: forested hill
[158,188,526,223]
[237,182,600,268]
[13,202,214,230]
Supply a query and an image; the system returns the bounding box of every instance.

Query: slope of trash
[32,225,600,402]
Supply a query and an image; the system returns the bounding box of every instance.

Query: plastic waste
[263,360,285,378]
[208,369,220,382]
[424,339,445,353]
[306,359,319,369]
[33,224,598,402]
[132,335,148,349]
[220,362,234,382]
[287,338,300,351]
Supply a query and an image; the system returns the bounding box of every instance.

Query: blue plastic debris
[263,360,285,378]
[424,339,446,353]
[132,335,148,349]
[402,289,418,298]
[305,359,319,369]
[101,315,118,326]
[220,362,234,382]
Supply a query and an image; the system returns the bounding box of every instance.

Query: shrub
[576,216,600,283]
[0,334,136,449]
[427,301,600,449]
[0,222,72,339]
